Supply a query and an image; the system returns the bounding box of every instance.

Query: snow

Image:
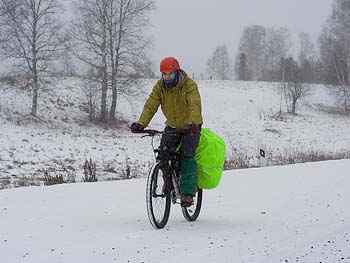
[1,78,350,187]
[1,159,350,262]
[1,77,350,262]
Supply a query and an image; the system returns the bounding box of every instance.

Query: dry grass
[0,177,12,190]
[0,176,41,189]
[43,169,76,186]
[270,148,350,166]
[224,151,257,170]
[224,147,350,170]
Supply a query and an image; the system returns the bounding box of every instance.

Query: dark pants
[160,126,201,158]
[160,126,201,196]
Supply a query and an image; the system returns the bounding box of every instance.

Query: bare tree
[206,45,233,80]
[236,25,266,81]
[61,50,77,77]
[69,0,109,121]
[0,0,66,116]
[319,0,350,111]
[264,27,291,81]
[298,32,316,83]
[107,0,154,120]
[281,57,309,114]
[235,25,291,82]
[238,52,247,81]
[82,68,99,122]
[69,0,154,122]
[137,59,155,78]
[298,32,315,66]
[319,25,339,84]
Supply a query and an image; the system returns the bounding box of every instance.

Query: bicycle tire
[181,189,203,221]
[146,162,171,229]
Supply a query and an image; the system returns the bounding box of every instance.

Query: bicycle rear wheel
[181,189,203,221]
[146,162,171,229]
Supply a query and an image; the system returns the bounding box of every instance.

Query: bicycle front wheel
[146,162,171,229]
[181,189,203,221]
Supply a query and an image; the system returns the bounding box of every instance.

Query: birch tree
[319,0,350,111]
[0,0,66,116]
[70,0,110,121]
[236,25,266,81]
[70,0,154,122]
[206,45,233,80]
[235,26,291,82]
[264,27,291,81]
[298,32,316,83]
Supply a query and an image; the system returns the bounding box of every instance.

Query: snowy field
[1,77,350,262]
[0,77,350,188]
[0,160,349,263]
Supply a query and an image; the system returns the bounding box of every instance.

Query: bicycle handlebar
[141,129,162,135]
[138,128,188,137]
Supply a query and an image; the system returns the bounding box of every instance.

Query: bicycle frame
[142,129,183,203]
[141,128,203,228]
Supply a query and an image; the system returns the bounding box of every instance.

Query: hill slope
[1,78,350,188]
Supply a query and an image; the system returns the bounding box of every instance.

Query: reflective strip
[198,166,223,171]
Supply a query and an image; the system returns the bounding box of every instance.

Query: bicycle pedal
[181,201,194,208]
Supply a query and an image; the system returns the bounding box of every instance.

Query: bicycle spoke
[181,189,203,221]
[146,163,171,229]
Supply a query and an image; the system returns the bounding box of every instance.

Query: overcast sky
[149,0,333,77]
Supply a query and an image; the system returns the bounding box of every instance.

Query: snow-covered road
[1,159,349,263]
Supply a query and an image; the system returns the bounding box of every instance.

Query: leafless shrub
[15,177,41,188]
[124,157,132,179]
[257,107,274,120]
[0,177,11,189]
[102,164,116,174]
[44,170,64,185]
[281,57,310,114]
[264,128,281,135]
[224,143,257,170]
[83,159,97,182]
[43,168,76,186]
[81,71,99,122]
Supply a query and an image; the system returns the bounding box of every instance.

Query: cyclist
[130,57,203,206]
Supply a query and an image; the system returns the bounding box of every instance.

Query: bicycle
[141,129,203,229]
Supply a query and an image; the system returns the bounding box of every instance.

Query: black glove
[130,122,144,133]
[187,123,200,134]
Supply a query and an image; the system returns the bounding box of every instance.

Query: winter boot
[181,195,194,207]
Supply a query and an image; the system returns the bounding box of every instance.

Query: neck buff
[163,70,179,89]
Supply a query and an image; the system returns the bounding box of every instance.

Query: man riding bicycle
[130,57,203,207]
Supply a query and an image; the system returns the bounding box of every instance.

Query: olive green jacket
[138,70,203,130]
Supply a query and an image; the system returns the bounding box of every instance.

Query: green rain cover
[195,128,226,189]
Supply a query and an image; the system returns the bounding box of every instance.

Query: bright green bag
[195,128,226,189]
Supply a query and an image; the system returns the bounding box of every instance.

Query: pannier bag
[195,128,226,189]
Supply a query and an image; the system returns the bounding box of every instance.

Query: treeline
[207,0,350,88]
[235,26,320,84]
[1,0,349,119]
